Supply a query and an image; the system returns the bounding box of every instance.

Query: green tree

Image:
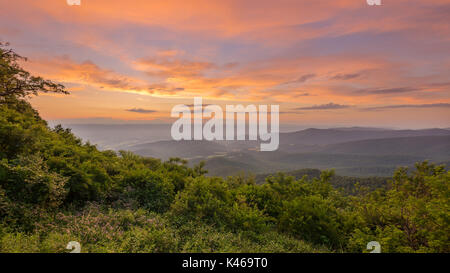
[0,42,67,102]
[348,162,450,252]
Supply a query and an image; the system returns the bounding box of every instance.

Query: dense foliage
[0,44,448,253]
[255,169,389,194]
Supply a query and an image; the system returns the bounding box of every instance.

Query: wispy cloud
[185,103,211,107]
[26,56,149,92]
[135,57,215,78]
[126,108,157,113]
[295,103,351,110]
[355,87,419,95]
[279,111,304,115]
[284,74,316,85]
[331,73,360,80]
[362,103,450,111]
[293,92,311,97]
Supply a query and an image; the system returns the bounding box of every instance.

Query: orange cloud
[5,0,446,44]
[2,0,448,126]
[24,56,148,92]
[135,57,215,78]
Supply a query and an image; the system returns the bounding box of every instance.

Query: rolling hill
[127,128,450,177]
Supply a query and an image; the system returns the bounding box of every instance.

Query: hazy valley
[58,124,450,177]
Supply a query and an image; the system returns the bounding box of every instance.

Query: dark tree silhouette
[0,42,68,101]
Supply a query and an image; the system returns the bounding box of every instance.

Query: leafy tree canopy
[0,42,68,102]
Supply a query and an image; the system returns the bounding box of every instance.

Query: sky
[1,0,449,128]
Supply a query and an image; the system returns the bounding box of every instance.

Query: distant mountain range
[124,127,450,177]
[281,128,450,144]
[57,124,172,150]
[53,124,450,177]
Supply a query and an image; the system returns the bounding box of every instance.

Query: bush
[121,169,175,212]
[348,162,450,253]
[0,156,67,208]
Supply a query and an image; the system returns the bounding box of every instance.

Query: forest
[0,43,449,253]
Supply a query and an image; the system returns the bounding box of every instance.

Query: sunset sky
[1,0,449,128]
